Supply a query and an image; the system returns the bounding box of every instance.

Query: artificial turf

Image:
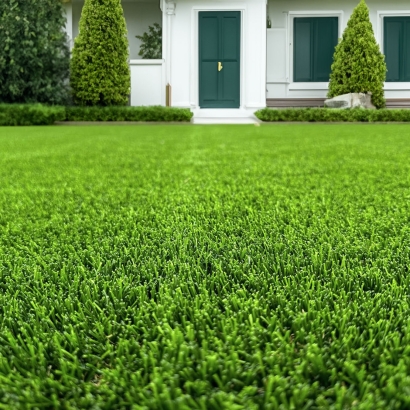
[0,124,410,409]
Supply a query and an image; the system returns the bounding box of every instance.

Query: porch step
[192,117,259,125]
[191,108,261,124]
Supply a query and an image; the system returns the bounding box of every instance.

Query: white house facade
[63,0,410,121]
[267,0,410,108]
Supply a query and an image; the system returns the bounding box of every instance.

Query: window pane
[294,17,338,83]
[384,16,410,82]
[385,19,402,82]
[294,19,312,82]
[404,20,410,81]
[314,18,338,82]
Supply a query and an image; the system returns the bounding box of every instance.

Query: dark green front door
[199,11,241,108]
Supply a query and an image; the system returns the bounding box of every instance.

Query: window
[384,17,410,82]
[293,17,338,82]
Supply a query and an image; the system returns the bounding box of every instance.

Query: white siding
[130,60,165,106]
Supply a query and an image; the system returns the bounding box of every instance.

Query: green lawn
[1,124,410,409]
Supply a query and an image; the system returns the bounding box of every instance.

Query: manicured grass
[0,124,410,409]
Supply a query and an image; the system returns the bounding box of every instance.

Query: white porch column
[161,0,176,104]
[62,0,74,51]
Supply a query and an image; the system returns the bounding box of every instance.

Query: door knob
[218,62,223,72]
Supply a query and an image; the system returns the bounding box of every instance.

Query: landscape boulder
[324,93,376,109]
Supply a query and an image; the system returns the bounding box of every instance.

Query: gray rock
[324,93,376,109]
[352,92,375,109]
[324,94,351,109]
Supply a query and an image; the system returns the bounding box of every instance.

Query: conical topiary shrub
[70,0,130,106]
[328,0,387,108]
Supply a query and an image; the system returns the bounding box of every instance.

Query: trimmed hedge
[255,108,410,122]
[7,105,410,125]
[64,106,193,122]
[0,104,65,126]
[0,105,193,125]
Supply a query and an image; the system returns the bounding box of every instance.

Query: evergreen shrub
[65,106,193,122]
[255,108,410,122]
[70,0,130,106]
[0,104,65,126]
[0,0,70,105]
[136,23,162,59]
[328,0,387,108]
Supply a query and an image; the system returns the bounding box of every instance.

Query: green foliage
[0,104,65,125]
[70,0,130,106]
[1,125,410,407]
[136,23,162,59]
[328,0,387,108]
[65,106,193,122]
[255,107,410,122]
[0,105,192,125]
[0,0,70,105]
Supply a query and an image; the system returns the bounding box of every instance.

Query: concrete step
[193,108,252,118]
[192,117,259,125]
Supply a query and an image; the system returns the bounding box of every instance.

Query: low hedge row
[0,105,193,125]
[255,108,410,122]
[0,104,66,126]
[3,105,410,126]
[65,106,193,122]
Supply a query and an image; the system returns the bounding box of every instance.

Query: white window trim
[377,11,410,87]
[376,10,410,49]
[383,83,410,90]
[287,11,344,89]
[288,83,329,90]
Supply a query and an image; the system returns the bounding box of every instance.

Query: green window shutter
[294,19,313,82]
[294,17,338,82]
[385,18,402,82]
[404,20,410,81]
[314,17,338,81]
[384,17,410,82]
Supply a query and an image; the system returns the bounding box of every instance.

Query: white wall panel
[130,60,165,106]
[267,29,287,83]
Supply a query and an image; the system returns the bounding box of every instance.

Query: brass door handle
[218,62,223,72]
